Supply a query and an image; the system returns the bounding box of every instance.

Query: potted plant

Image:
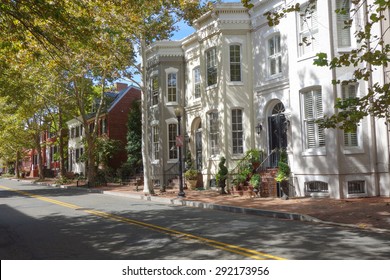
[245,149,262,170]
[249,173,261,197]
[184,168,198,190]
[216,157,228,194]
[275,149,290,199]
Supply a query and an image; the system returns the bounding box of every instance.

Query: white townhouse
[144,0,390,199]
[67,117,85,176]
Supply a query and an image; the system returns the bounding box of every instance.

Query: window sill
[166,102,179,107]
[227,81,244,86]
[167,159,179,164]
[337,47,353,54]
[343,146,364,155]
[302,147,326,156]
[297,53,317,63]
[346,192,367,199]
[206,84,218,91]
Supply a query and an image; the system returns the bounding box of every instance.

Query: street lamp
[174,106,185,197]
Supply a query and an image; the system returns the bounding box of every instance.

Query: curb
[101,190,390,234]
[101,190,322,223]
[6,178,390,234]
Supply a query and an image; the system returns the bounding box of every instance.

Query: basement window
[348,181,365,194]
[305,181,328,193]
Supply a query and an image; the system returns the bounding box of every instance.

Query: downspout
[363,1,380,196]
[328,0,344,198]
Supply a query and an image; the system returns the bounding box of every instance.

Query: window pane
[230,45,241,82]
[303,89,324,148]
[168,124,178,159]
[167,73,177,102]
[232,109,243,154]
[206,48,217,86]
[336,0,351,47]
[209,112,219,155]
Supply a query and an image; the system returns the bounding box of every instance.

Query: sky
[119,0,240,86]
[171,0,240,40]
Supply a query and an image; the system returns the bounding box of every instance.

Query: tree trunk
[86,136,97,187]
[15,151,20,178]
[35,134,44,180]
[140,36,154,195]
[58,107,66,177]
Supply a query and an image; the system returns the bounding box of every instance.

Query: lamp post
[174,107,185,197]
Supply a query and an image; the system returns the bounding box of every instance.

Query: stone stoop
[259,168,278,197]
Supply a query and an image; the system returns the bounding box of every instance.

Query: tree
[125,101,143,172]
[0,0,212,188]
[243,0,390,130]
[110,0,212,194]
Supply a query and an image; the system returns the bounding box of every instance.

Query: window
[100,118,107,134]
[50,146,58,162]
[206,48,217,86]
[168,123,178,160]
[89,123,95,134]
[151,76,159,106]
[152,126,159,161]
[268,34,282,76]
[208,111,219,156]
[70,127,75,139]
[302,88,325,149]
[193,67,201,99]
[232,109,244,154]
[348,180,365,194]
[305,181,328,192]
[336,0,351,48]
[298,1,318,56]
[342,84,359,147]
[167,73,177,102]
[230,45,241,82]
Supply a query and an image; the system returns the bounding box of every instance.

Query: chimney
[115,82,128,92]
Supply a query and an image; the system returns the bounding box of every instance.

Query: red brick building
[67,83,141,174]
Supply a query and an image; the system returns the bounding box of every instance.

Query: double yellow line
[0,185,285,260]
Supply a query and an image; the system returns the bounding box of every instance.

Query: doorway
[195,127,202,171]
[268,102,288,167]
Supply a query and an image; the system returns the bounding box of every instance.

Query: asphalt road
[1,178,390,260]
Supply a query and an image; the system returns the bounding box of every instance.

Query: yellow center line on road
[0,185,286,260]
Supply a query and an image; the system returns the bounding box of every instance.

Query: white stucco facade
[145,0,390,198]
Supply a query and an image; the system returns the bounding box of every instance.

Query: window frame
[208,111,219,157]
[152,125,160,162]
[336,0,352,48]
[193,67,201,99]
[206,48,217,87]
[229,44,242,82]
[297,0,319,57]
[341,83,361,149]
[166,68,179,104]
[268,34,282,77]
[232,108,244,155]
[150,76,159,106]
[168,123,178,161]
[301,87,325,151]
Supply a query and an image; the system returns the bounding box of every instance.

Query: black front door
[195,130,202,171]
[268,114,287,167]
